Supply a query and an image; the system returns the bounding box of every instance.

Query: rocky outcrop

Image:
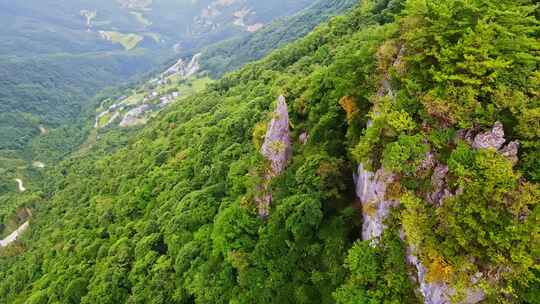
[428,164,452,206]
[162,53,201,79]
[354,46,405,242]
[499,141,519,164]
[353,163,484,304]
[406,247,451,304]
[418,152,436,174]
[429,122,519,207]
[299,132,309,145]
[261,95,292,176]
[256,96,292,218]
[356,43,486,303]
[354,164,399,243]
[472,121,506,150]
[470,122,519,164]
[405,246,485,304]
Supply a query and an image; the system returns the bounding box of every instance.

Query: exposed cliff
[256,95,292,218]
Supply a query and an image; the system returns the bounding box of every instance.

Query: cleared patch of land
[99,31,144,50]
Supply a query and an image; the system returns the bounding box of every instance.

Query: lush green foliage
[353,0,540,301]
[0,3,394,303]
[200,0,358,77]
[0,0,538,303]
[0,51,159,151]
[0,0,331,231]
[334,228,417,304]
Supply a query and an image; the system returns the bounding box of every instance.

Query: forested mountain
[0,0,316,162]
[199,0,359,77]
[0,0,348,230]
[0,0,539,303]
[86,0,358,137]
[0,0,317,55]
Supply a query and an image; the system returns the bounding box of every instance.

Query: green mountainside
[0,0,539,303]
[0,0,351,228]
[0,0,316,163]
[200,0,359,77]
[85,0,357,138]
[0,0,315,55]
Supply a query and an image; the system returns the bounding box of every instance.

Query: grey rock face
[419,152,436,173]
[355,164,399,242]
[256,96,292,218]
[355,163,375,205]
[472,121,506,150]
[499,141,519,164]
[261,95,292,176]
[469,122,519,164]
[357,43,485,303]
[405,247,485,304]
[406,247,451,304]
[354,46,405,243]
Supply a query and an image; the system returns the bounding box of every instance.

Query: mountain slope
[0,0,333,228]
[0,0,538,303]
[0,0,315,55]
[82,0,359,138]
[0,0,317,159]
[200,0,359,77]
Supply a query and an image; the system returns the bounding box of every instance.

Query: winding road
[15,178,26,192]
[0,221,29,247]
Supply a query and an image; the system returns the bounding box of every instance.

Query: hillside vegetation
[0,1,357,243]
[0,0,340,225]
[0,0,318,158]
[0,0,538,304]
[200,0,359,77]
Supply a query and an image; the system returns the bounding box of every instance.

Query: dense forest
[0,0,341,231]
[200,0,359,77]
[0,0,318,159]
[0,0,538,303]
[0,51,161,151]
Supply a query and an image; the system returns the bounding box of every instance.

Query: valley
[0,0,349,234]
